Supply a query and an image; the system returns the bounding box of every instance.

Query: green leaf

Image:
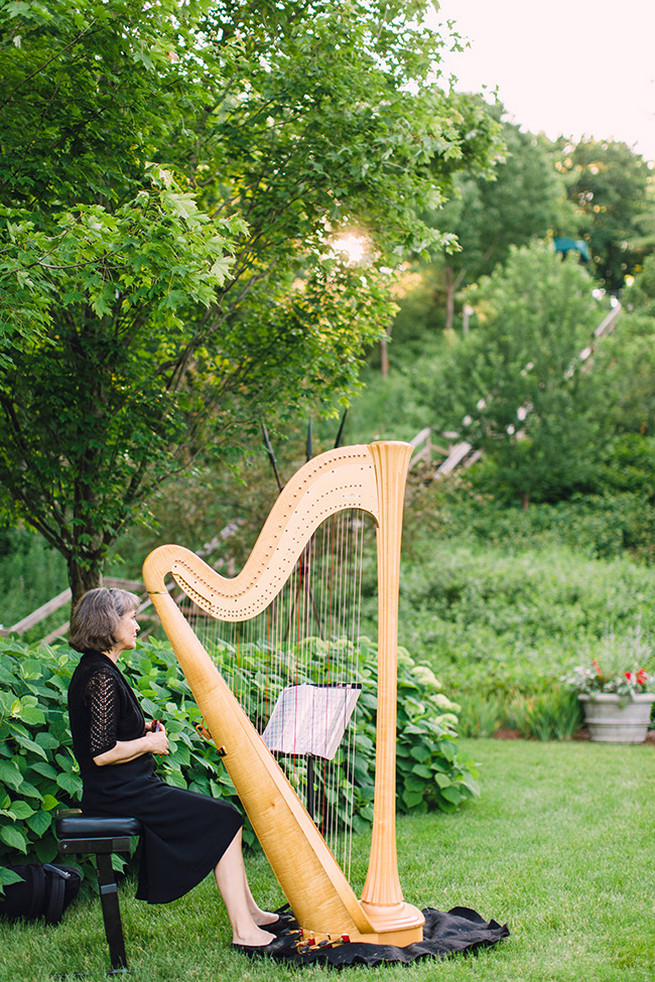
[0,866,26,889]
[28,760,58,780]
[13,733,46,759]
[7,800,35,820]
[16,705,46,725]
[55,752,75,773]
[162,769,187,789]
[0,760,22,790]
[26,810,53,836]
[21,659,46,680]
[410,764,434,780]
[437,740,456,762]
[15,779,43,800]
[402,789,424,809]
[56,772,82,796]
[0,824,28,852]
[34,838,57,863]
[440,785,464,804]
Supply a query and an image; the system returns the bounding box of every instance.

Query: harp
[142,440,424,944]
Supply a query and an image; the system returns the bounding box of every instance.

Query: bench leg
[96,853,129,973]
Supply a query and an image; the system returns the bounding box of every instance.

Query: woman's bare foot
[253,910,279,927]
[232,925,276,947]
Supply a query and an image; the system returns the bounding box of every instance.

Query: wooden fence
[0,578,146,645]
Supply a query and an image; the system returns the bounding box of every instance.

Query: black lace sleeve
[85,669,120,758]
[69,651,148,775]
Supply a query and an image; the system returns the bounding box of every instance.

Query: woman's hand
[93,724,169,766]
[147,723,169,756]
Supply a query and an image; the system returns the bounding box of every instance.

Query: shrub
[0,528,68,637]
[0,639,79,893]
[504,687,583,741]
[378,644,479,814]
[456,692,503,739]
[0,634,477,891]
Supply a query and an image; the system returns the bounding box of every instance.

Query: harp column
[360,441,424,941]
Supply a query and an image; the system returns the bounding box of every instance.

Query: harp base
[358,899,425,945]
[298,901,424,947]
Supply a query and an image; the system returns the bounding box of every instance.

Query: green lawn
[1,739,653,981]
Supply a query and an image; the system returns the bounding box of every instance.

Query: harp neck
[145,444,379,621]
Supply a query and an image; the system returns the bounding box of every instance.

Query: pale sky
[429,0,655,163]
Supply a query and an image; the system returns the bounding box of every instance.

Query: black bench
[56,811,142,974]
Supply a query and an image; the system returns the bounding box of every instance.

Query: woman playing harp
[142,441,424,947]
[66,587,299,956]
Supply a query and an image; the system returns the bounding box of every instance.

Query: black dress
[67,650,243,904]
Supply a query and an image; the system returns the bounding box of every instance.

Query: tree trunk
[444,267,455,334]
[380,332,389,377]
[443,266,466,334]
[67,554,104,611]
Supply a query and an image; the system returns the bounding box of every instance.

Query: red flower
[637,670,648,687]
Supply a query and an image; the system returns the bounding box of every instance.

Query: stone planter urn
[579,693,655,744]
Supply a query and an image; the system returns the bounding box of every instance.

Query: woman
[67,587,295,955]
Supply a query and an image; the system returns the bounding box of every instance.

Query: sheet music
[263,683,361,760]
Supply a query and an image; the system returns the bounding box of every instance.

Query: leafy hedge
[0,635,477,892]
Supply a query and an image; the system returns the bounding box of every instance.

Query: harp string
[182,509,372,878]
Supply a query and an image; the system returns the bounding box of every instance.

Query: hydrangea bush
[0,635,477,892]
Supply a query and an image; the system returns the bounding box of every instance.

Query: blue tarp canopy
[554,237,591,262]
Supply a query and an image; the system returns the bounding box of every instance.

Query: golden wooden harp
[142,441,424,944]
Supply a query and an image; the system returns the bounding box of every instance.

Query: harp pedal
[297,933,347,954]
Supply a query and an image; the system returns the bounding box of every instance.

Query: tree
[440,118,566,332]
[429,242,603,506]
[0,0,498,602]
[593,310,655,438]
[553,138,652,293]
[624,253,655,314]
[390,110,565,341]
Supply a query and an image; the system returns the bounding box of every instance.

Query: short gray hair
[69,587,140,654]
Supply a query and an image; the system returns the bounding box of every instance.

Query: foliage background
[0,634,477,892]
[3,0,655,929]
[0,0,500,602]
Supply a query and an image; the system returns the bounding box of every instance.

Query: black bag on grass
[0,863,81,924]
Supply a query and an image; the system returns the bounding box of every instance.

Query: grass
[1,739,654,981]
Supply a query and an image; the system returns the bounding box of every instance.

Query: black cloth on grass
[272,907,510,967]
